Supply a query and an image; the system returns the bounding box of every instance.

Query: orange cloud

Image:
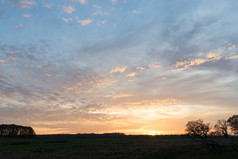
[136,67,145,70]
[126,72,137,77]
[18,24,23,28]
[161,77,168,80]
[110,66,127,73]
[173,51,229,71]
[174,44,238,71]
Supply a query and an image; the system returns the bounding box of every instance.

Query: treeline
[37,133,129,139]
[0,124,36,137]
[185,115,238,137]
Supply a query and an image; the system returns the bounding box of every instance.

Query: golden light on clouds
[126,72,137,77]
[136,67,145,70]
[110,66,127,73]
[147,131,161,136]
[104,93,133,99]
[173,45,238,71]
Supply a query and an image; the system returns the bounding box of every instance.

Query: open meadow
[0,135,238,159]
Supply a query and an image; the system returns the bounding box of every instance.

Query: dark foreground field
[0,135,238,159]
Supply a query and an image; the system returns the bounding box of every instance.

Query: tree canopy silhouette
[227,115,238,135]
[0,124,36,137]
[185,119,211,137]
[214,119,228,137]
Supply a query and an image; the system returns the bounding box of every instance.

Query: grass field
[0,135,238,159]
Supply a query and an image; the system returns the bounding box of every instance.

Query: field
[0,135,238,159]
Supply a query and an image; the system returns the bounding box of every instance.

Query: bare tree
[214,119,228,137]
[227,115,238,135]
[185,119,211,137]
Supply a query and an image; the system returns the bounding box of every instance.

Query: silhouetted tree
[227,115,238,135]
[214,119,228,137]
[0,124,35,137]
[185,119,211,137]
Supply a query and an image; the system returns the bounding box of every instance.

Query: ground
[0,135,238,159]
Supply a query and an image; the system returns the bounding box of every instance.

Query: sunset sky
[0,0,238,135]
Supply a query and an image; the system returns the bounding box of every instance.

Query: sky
[0,0,238,135]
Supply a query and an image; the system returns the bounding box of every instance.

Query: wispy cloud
[110,66,127,73]
[136,67,145,70]
[61,17,73,23]
[77,0,87,5]
[161,77,168,80]
[92,4,107,16]
[92,10,103,16]
[75,17,93,26]
[15,23,24,29]
[0,56,16,63]
[23,14,32,18]
[97,20,107,26]
[101,20,107,24]
[128,10,137,14]
[93,4,101,9]
[225,53,238,60]
[80,19,93,26]
[173,49,238,71]
[39,63,53,68]
[9,0,36,9]
[126,72,137,77]
[62,6,76,14]
[148,62,161,69]
[63,0,87,5]
[104,93,133,99]
[111,0,119,5]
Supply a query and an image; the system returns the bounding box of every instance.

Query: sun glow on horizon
[147,131,161,136]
